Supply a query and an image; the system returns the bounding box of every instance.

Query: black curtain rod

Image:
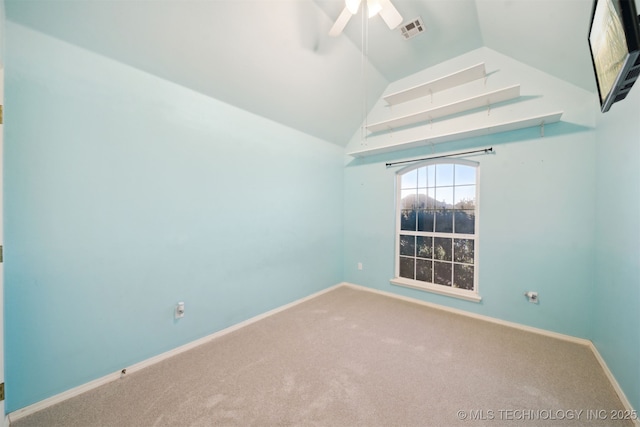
[385,147,494,167]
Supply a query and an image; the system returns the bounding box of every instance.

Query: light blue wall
[343,50,598,340]
[4,22,344,412]
[344,126,597,338]
[593,82,640,410]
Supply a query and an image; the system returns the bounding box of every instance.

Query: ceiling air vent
[400,17,425,40]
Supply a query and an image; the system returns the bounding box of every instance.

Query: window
[391,160,480,302]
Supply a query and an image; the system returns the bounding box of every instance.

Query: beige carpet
[11,285,633,426]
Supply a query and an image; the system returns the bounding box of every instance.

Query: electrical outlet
[525,291,538,304]
[357,262,363,271]
[175,302,185,319]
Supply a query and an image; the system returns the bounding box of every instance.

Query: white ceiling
[5,0,597,146]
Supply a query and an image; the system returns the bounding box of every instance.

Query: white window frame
[390,159,481,303]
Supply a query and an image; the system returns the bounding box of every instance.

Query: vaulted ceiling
[5,0,597,145]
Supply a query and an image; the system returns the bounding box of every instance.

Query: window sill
[390,278,482,303]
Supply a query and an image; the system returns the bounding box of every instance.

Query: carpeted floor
[11,285,634,426]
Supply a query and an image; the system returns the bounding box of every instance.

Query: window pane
[400,209,417,231]
[427,165,436,187]
[416,259,432,282]
[454,210,475,234]
[417,167,427,188]
[426,188,436,209]
[416,188,427,208]
[400,235,415,256]
[455,164,475,186]
[434,262,452,286]
[401,189,417,209]
[433,237,452,261]
[399,257,415,279]
[416,236,433,258]
[454,185,475,209]
[435,210,453,233]
[417,210,435,232]
[454,239,474,264]
[401,169,417,189]
[454,264,474,290]
[435,164,454,186]
[435,186,454,208]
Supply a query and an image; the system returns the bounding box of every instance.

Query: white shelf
[348,112,563,157]
[383,63,486,105]
[367,85,520,133]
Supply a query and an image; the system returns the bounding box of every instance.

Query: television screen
[588,0,640,112]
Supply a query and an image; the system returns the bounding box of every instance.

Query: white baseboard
[343,282,639,424]
[343,282,590,345]
[8,283,344,424]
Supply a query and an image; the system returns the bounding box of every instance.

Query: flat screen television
[588,0,640,112]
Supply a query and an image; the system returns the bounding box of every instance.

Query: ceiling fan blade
[378,0,403,30]
[329,6,354,37]
[329,7,353,37]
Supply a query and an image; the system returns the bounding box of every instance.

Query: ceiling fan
[329,0,403,37]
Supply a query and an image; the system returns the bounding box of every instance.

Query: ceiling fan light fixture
[345,0,361,15]
[330,0,401,36]
[367,0,382,17]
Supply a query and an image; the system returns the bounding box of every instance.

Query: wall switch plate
[357,262,363,270]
